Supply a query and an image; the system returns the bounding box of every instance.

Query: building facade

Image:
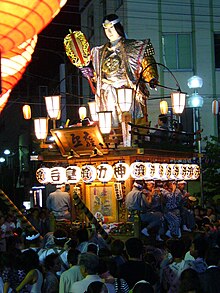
[79,0,220,144]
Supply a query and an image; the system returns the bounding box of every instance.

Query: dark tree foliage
[202,136,220,197]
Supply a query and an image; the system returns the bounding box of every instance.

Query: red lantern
[0,1,67,53]
[1,36,37,99]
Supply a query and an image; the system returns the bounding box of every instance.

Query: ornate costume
[91,37,158,126]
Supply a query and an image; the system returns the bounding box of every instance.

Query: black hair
[102,14,126,38]
[86,281,107,293]
[125,237,143,258]
[158,114,168,124]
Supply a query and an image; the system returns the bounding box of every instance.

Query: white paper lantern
[66,166,81,184]
[81,165,96,183]
[143,163,153,180]
[130,162,147,180]
[192,164,200,180]
[36,167,51,184]
[113,162,130,181]
[212,100,219,115]
[50,167,67,184]
[97,163,114,183]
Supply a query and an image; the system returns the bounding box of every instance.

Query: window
[214,34,220,69]
[162,33,192,70]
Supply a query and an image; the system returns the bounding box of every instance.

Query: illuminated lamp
[50,167,67,184]
[181,164,188,180]
[98,111,112,134]
[34,117,48,140]
[113,162,130,181]
[79,106,87,120]
[192,164,200,180]
[151,163,163,180]
[22,104,31,120]
[171,92,186,114]
[143,163,153,180]
[165,164,174,180]
[187,93,204,108]
[36,167,51,184]
[88,101,98,121]
[172,164,182,180]
[0,90,11,113]
[212,100,219,115]
[158,163,168,181]
[160,100,168,115]
[81,165,96,183]
[187,75,203,89]
[66,166,81,184]
[0,35,38,111]
[45,95,61,120]
[97,163,114,183]
[130,162,147,180]
[116,88,134,112]
[0,0,67,54]
[184,164,194,180]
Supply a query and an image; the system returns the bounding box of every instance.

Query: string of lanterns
[36,162,200,185]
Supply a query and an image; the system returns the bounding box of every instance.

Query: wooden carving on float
[50,124,107,157]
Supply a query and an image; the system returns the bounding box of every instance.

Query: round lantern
[1,35,38,111]
[160,100,168,115]
[66,166,81,184]
[113,162,130,181]
[212,100,219,115]
[192,164,200,180]
[97,163,114,183]
[143,163,153,180]
[151,163,163,180]
[36,167,51,184]
[184,164,194,180]
[22,104,31,120]
[50,167,67,184]
[81,165,96,183]
[0,90,11,113]
[181,164,188,180]
[172,164,182,180]
[130,162,147,180]
[0,0,67,54]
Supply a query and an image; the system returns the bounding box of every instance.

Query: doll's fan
[64,30,96,94]
[64,30,91,68]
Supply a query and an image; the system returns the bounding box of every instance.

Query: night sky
[0,0,80,153]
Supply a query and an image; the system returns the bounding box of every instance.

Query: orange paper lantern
[0,0,67,53]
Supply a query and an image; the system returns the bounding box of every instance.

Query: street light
[187,75,204,206]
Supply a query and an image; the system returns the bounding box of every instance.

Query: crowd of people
[125,179,219,242]
[0,195,219,293]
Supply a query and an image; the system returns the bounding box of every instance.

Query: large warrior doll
[80,14,159,126]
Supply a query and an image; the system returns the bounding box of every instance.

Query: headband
[26,233,40,241]
[102,18,120,29]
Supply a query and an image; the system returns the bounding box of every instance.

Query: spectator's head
[166,238,186,259]
[133,180,144,190]
[67,248,80,266]
[85,281,108,293]
[78,252,100,276]
[191,233,209,259]
[21,249,40,272]
[125,237,143,259]
[53,228,68,247]
[132,280,154,293]
[179,268,202,293]
[205,247,220,266]
[44,253,61,272]
[158,114,168,125]
[110,238,124,256]
[76,227,89,243]
[87,242,99,255]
